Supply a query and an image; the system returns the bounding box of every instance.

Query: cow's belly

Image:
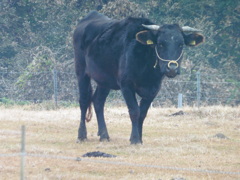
[86,62,120,90]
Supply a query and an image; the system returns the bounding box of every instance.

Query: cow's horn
[182,26,202,32]
[142,24,160,31]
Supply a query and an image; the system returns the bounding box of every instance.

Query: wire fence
[0,69,240,107]
[1,126,239,180]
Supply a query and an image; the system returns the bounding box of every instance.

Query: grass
[0,105,239,179]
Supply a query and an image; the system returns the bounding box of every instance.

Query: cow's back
[73,11,115,50]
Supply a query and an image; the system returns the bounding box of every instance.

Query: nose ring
[168,61,179,68]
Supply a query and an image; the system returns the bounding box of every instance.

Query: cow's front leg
[121,86,141,144]
[139,99,153,143]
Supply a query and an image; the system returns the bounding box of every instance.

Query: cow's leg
[139,99,153,143]
[77,74,92,142]
[121,86,141,144]
[93,86,110,141]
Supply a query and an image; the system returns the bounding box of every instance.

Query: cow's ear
[184,33,205,46]
[136,30,155,45]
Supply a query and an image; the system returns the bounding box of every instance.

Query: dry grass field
[0,105,240,180]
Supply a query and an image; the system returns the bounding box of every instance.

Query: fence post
[53,68,58,107]
[178,93,183,108]
[196,71,201,107]
[21,125,26,180]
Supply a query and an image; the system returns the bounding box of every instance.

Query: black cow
[73,11,204,144]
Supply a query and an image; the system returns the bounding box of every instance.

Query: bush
[100,0,148,19]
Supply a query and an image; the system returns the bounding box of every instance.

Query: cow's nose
[167,61,178,70]
[166,61,179,78]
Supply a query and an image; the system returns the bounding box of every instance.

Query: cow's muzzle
[155,47,182,78]
[166,61,179,78]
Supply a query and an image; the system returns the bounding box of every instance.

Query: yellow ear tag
[190,40,196,46]
[146,40,154,45]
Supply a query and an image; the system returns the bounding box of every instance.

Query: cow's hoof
[76,138,87,143]
[130,141,142,145]
[98,130,110,142]
[100,137,110,142]
[99,133,110,142]
[130,138,142,145]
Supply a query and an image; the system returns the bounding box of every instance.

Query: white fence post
[178,93,183,108]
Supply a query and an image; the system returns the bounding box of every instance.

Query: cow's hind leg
[77,74,92,142]
[93,86,110,141]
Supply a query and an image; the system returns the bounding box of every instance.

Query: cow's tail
[86,102,93,122]
[85,84,93,122]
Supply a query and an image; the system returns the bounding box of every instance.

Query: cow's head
[136,24,204,78]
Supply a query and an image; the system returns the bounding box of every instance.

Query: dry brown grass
[0,105,240,180]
